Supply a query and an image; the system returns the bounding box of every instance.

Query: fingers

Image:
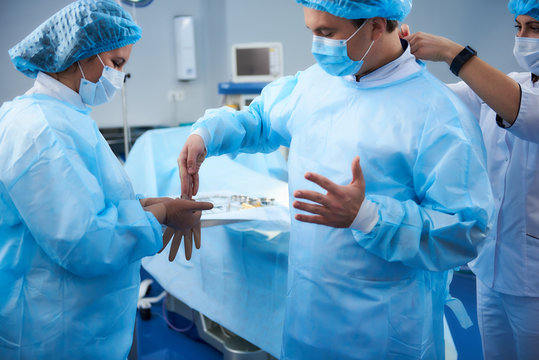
[193,173,200,197]
[400,23,410,38]
[186,145,201,176]
[189,201,214,211]
[183,228,193,260]
[293,189,330,207]
[304,172,339,194]
[180,173,193,199]
[179,148,191,196]
[293,200,327,216]
[168,231,182,262]
[295,213,326,225]
[350,156,365,186]
[193,225,201,249]
[159,227,175,253]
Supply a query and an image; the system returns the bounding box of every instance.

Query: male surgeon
[178,0,494,358]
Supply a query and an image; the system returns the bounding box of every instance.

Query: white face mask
[78,54,125,106]
[513,36,539,75]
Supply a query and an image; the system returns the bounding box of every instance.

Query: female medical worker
[403,0,539,359]
[179,0,494,358]
[0,1,212,359]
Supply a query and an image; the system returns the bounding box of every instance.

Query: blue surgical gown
[192,48,494,359]
[0,86,162,358]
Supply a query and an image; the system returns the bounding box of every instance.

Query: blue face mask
[78,54,125,106]
[513,36,539,75]
[312,20,375,77]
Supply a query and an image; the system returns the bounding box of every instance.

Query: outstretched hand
[293,156,365,228]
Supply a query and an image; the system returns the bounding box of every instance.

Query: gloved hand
[159,195,208,261]
[141,196,213,261]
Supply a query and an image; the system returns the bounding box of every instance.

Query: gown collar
[344,40,422,88]
[26,71,88,111]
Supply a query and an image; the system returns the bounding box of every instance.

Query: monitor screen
[235,48,271,76]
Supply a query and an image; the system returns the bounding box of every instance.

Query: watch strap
[450,46,477,77]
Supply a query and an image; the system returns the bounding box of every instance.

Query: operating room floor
[135,269,482,360]
[135,269,223,360]
[445,270,484,360]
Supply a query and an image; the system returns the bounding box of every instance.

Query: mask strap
[96,54,106,67]
[360,39,376,62]
[77,62,86,79]
[345,19,368,43]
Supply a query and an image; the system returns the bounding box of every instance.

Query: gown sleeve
[192,75,297,156]
[352,95,494,271]
[1,104,163,278]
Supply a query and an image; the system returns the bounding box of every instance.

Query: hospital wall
[0,0,519,129]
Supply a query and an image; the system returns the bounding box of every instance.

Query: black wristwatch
[450,46,477,77]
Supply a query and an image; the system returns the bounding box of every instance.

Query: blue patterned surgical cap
[508,0,539,20]
[9,0,142,78]
[295,0,412,21]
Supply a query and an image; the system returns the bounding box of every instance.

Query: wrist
[449,45,477,77]
[444,44,464,65]
[146,203,167,224]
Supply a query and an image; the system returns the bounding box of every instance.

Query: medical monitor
[232,42,283,83]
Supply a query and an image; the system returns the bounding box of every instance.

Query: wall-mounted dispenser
[173,15,197,80]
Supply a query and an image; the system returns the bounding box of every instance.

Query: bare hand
[293,156,365,228]
[178,134,207,198]
[398,23,410,38]
[401,24,463,64]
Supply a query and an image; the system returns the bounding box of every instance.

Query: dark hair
[352,19,398,33]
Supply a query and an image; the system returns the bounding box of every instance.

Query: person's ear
[370,17,387,41]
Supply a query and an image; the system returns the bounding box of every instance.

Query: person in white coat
[403,0,539,358]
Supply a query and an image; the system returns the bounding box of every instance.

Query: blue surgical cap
[9,0,142,78]
[295,0,412,21]
[508,0,539,20]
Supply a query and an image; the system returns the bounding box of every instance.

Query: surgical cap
[295,0,412,21]
[9,0,142,78]
[508,0,539,20]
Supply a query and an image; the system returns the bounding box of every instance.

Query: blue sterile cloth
[124,126,290,357]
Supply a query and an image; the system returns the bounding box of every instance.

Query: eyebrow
[307,25,337,32]
[516,20,539,26]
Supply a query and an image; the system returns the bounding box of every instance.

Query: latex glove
[292,156,365,228]
[158,195,205,261]
[178,134,207,198]
[160,225,202,262]
[141,196,213,261]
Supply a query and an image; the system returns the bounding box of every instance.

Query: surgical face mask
[78,54,125,106]
[312,20,375,77]
[513,36,539,75]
